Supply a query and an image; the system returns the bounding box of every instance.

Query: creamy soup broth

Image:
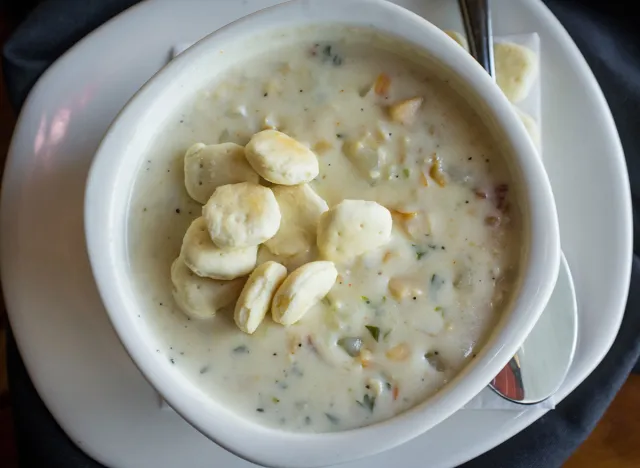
[128,30,522,432]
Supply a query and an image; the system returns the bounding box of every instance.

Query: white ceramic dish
[84,1,559,466]
[0,1,630,467]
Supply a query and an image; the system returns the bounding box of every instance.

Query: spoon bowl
[490,253,578,404]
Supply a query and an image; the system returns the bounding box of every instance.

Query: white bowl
[85,0,560,466]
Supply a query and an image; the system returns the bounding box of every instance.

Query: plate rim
[0,0,632,467]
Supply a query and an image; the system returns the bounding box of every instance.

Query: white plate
[0,1,631,467]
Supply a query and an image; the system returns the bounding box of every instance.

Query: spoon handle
[458,0,496,78]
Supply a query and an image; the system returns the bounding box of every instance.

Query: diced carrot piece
[392,386,399,400]
[374,73,391,95]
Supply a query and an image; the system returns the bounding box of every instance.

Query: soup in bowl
[85,1,560,466]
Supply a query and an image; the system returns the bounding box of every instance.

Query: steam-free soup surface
[128,32,521,432]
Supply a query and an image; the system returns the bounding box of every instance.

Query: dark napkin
[2,1,639,467]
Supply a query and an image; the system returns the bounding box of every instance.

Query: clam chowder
[127,31,522,432]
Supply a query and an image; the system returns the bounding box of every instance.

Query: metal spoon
[459,0,578,404]
[459,0,495,78]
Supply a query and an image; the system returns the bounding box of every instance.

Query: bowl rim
[84,0,560,466]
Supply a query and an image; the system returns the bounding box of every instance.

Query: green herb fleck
[365,325,380,342]
[325,413,340,424]
[403,168,411,178]
[412,244,428,260]
[435,306,442,312]
[361,295,371,304]
[322,296,332,306]
[383,329,392,341]
[233,345,249,354]
[357,394,376,412]
[318,43,343,66]
[272,397,280,404]
[430,274,446,292]
[425,351,446,372]
[256,408,265,413]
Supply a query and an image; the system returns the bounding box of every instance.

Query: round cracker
[203,182,281,248]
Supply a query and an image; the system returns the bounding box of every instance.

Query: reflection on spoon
[489,253,578,404]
